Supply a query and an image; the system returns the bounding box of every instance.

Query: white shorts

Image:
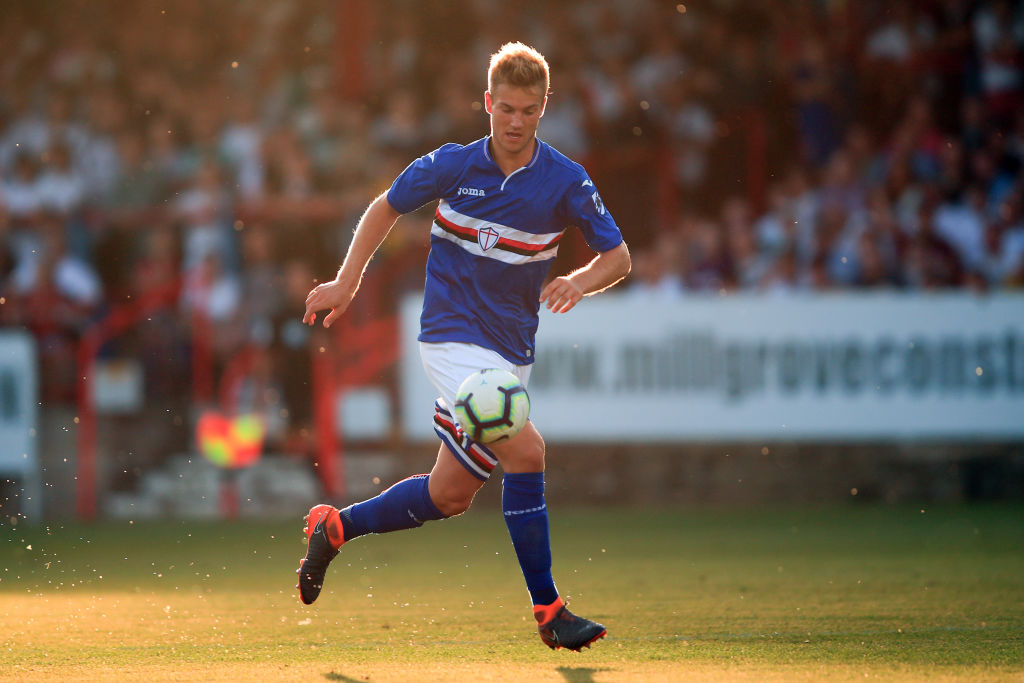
[419,341,532,410]
[419,341,532,481]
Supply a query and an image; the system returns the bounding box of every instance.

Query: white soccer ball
[453,368,531,444]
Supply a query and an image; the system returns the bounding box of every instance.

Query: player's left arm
[539,241,631,314]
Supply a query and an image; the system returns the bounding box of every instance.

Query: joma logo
[458,187,486,197]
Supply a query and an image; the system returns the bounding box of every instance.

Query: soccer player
[299,42,630,652]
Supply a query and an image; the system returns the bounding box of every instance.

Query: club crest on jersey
[478,226,500,251]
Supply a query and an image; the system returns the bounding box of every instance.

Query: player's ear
[539,95,548,118]
[484,91,493,114]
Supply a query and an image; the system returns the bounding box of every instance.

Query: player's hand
[303,277,358,328]
[539,276,583,314]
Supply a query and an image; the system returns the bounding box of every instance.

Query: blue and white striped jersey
[387,136,623,365]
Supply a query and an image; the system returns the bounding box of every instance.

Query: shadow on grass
[321,666,617,683]
[324,672,368,682]
[556,666,614,683]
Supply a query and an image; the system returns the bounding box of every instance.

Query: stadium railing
[73,279,219,519]
[312,313,400,501]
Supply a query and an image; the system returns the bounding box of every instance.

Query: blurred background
[1,0,1023,522]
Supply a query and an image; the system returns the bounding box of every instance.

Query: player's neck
[489,136,537,176]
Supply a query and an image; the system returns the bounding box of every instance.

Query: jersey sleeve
[564,171,624,253]
[386,144,460,214]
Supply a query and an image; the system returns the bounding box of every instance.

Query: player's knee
[521,433,545,470]
[495,429,545,472]
[432,488,475,517]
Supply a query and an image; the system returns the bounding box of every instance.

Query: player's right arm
[304,144,456,328]
[303,191,401,328]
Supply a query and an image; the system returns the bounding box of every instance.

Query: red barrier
[75,281,183,518]
[74,281,220,519]
[192,313,214,403]
[218,345,258,414]
[313,345,340,498]
[75,279,398,515]
[744,107,768,215]
[311,313,399,501]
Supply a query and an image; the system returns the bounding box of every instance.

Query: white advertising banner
[400,293,1024,442]
[0,330,40,518]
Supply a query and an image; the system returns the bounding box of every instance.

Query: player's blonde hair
[487,42,550,96]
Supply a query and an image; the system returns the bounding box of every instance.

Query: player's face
[485,84,546,162]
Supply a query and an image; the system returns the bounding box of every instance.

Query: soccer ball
[453,368,531,444]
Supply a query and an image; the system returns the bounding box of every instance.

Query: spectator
[790,37,841,168]
[105,130,164,211]
[855,233,903,289]
[239,222,284,346]
[982,189,1024,285]
[659,69,716,208]
[759,246,802,295]
[0,201,16,313]
[972,0,1024,124]
[2,0,1024,434]
[905,200,965,289]
[234,346,288,448]
[369,90,425,156]
[181,251,241,325]
[816,203,862,286]
[1,153,44,219]
[685,216,730,292]
[130,220,180,299]
[12,211,102,313]
[0,92,49,172]
[220,96,265,202]
[174,160,235,273]
[626,232,685,300]
[272,258,317,453]
[77,90,123,201]
[934,183,989,271]
[36,139,85,215]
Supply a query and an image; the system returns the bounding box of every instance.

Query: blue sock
[339,474,446,541]
[502,472,559,606]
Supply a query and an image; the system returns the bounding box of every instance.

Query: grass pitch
[2,503,1022,681]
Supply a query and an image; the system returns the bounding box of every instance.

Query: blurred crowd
[2,0,1024,441]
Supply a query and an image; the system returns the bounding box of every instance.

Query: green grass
[1,504,1023,681]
